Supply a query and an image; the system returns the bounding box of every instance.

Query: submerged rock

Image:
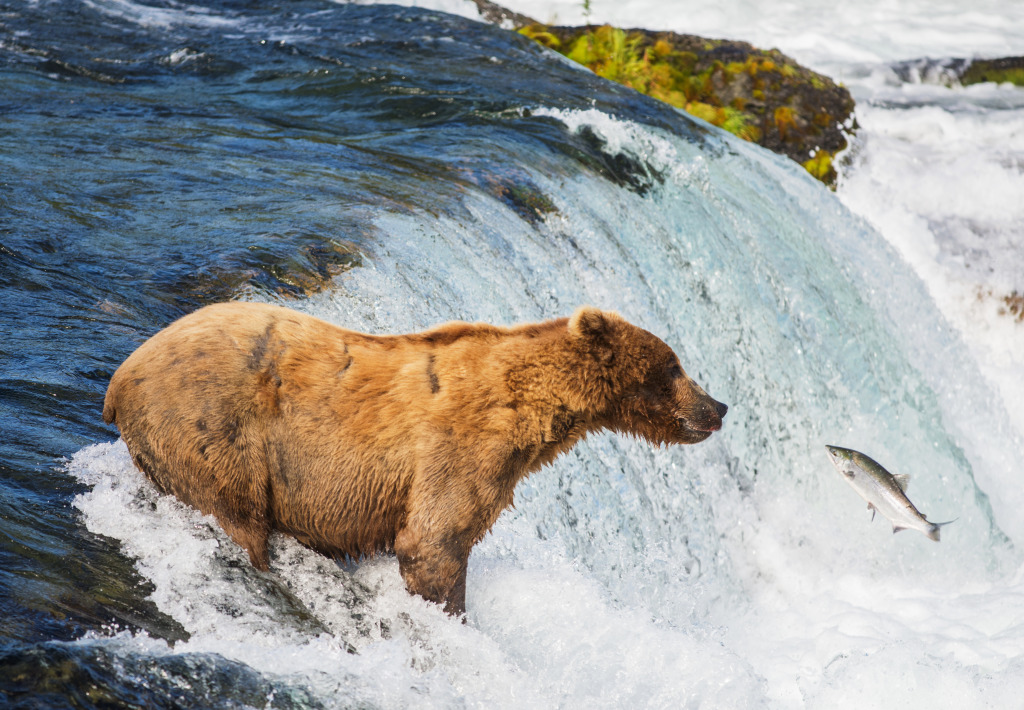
[191,237,362,304]
[515,24,855,187]
[172,236,362,313]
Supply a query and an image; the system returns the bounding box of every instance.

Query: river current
[2,1,1023,707]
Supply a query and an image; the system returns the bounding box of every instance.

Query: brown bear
[103,302,727,615]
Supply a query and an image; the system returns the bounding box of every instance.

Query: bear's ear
[569,306,609,339]
[568,306,619,357]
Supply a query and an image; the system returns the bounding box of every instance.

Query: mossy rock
[517,23,855,187]
[961,57,1024,87]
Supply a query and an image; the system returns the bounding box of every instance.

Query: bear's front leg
[394,442,519,615]
[394,522,472,616]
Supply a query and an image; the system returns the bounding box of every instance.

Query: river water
[2,0,1023,707]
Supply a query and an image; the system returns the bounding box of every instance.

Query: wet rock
[961,57,1024,87]
[0,643,328,709]
[183,236,362,310]
[515,24,855,187]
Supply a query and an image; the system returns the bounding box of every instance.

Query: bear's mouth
[689,418,723,433]
[676,418,715,442]
[676,399,727,441]
[678,414,723,433]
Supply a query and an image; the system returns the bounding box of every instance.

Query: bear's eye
[667,364,683,379]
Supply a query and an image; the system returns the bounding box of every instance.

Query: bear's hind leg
[210,452,273,571]
[217,514,271,571]
[445,560,468,617]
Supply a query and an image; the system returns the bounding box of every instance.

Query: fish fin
[867,503,876,522]
[894,474,910,492]
[926,518,958,542]
[892,525,906,534]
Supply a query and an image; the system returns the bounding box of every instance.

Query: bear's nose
[685,397,729,433]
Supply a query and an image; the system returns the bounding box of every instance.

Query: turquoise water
[3,1,1022,706]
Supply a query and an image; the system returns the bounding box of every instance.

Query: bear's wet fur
[103,302,727,615]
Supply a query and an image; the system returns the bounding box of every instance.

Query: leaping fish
[825,445,955,542]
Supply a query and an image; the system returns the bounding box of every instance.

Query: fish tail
[927,519,958,542]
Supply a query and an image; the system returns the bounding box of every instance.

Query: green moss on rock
[961,57,1024,87]
[803,149,836,185]
[519,23,855,188]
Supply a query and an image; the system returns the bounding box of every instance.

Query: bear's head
[569,307,728,445]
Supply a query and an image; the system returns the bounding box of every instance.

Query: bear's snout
[687,397,728,433]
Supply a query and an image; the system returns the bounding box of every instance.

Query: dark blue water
[0,0,713,704]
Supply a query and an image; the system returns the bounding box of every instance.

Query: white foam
[332,0,485,23]
[81,0,241,29]
[494,4,1024,705]
[531,107,682,169]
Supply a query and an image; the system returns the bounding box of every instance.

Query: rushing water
[2,1,1023,707]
